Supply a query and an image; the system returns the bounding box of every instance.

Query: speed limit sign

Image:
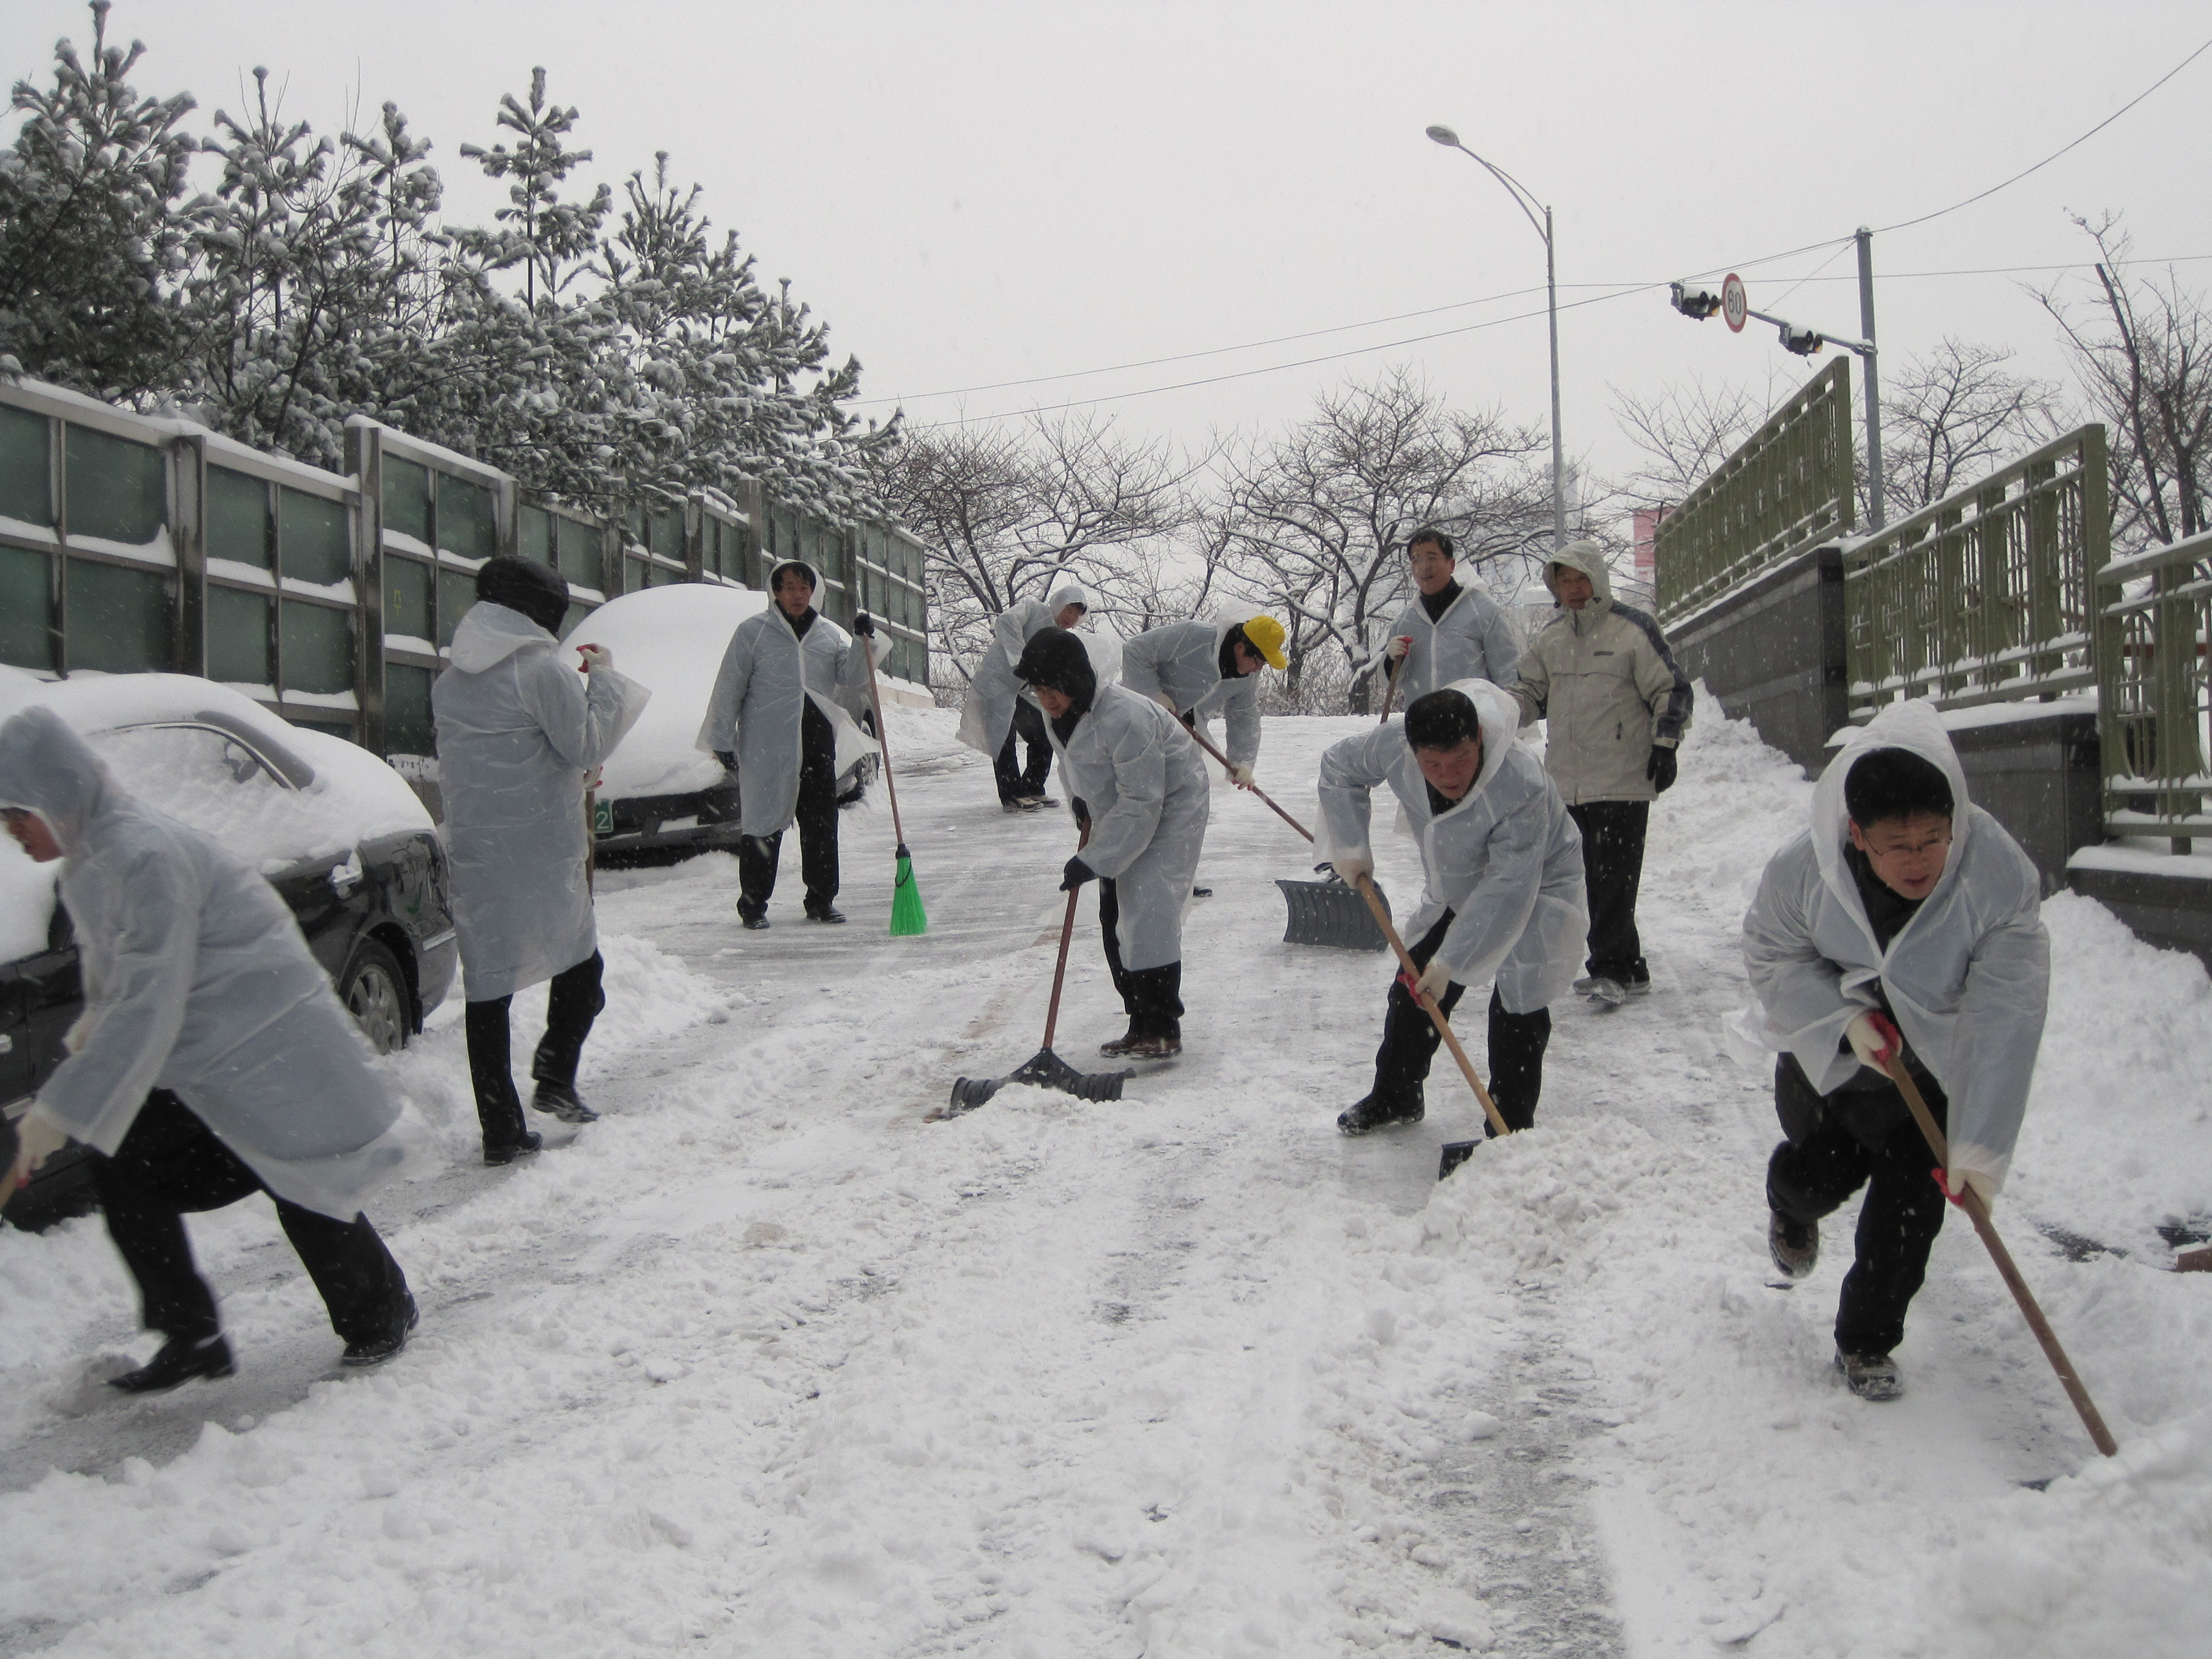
[1721,273,1748,333]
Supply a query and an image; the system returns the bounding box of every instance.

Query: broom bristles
[890,849,928,937]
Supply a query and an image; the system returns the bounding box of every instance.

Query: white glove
[1939,1164,1997,1210]
[576,643,613,673]
[1332,853,1375,884]
[8,1104,70,1191]
[1155,692,1181,714]
[1413,957,1453,1002]
[1385,635,1412,662]
[1228,763,1256,788]
[64,1009,95,1055]
[1845,1010,1902,1071]
[583,767,605,792]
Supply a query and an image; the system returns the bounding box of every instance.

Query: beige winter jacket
[1512,541,1693,805]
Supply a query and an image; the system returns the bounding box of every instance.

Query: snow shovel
[945,829,1131,1113]
[1880,1051,2118,1458]
[861,641,927,937]
[1173,720,1389,951]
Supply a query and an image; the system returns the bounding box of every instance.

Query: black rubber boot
[342,1293,419,1368]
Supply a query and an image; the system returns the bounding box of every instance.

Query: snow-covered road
[2,697,2208,1657]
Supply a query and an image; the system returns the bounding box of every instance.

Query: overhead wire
[887,36,2212,428]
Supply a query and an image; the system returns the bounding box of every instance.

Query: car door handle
[330,850,365,895]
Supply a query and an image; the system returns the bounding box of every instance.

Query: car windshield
[91,724,357,874]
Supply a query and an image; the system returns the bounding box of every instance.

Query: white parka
[1512,541,1694,805]
[954,581,1090,757]
[1317,680,1587,1014]
[1050,681,1212,972]
[695,566,889,839]
[434,602,651,1002]
[0,707,406,1219]
[1380,582,1521,699]
[1739,699,2049,1193]
[1118,619,1263,769]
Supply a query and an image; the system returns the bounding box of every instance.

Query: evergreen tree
[0,1,196,398]
[457,69,609,310]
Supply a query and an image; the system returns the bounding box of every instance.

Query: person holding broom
[1740,699,2048,1403]
[1318,682,1586,1137]
[1014,627,1210,1060]
[698,560,889,930]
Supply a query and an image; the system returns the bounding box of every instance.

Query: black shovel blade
[1009,1047,1131,1102]
[1439,1140,1480,1181]
[1276,877,1389,951]
[946,1074,1004,1114]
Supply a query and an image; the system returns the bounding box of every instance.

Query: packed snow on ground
[0,691,2208,1657]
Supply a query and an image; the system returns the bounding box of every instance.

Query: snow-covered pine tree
[455,69,609,312]
[0,1,196,400]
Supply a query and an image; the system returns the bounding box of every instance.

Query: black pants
[1767,1054,1951,1356]
[993,698,1053,804]
[1370,912,1551,1130]
[91,1090,411,1348]
[465,951,606,1145]
[1098,877,1183,1039]
[739,700,840,917]
[1569,800,1649,984]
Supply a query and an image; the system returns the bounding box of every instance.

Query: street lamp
[1426,123,1564,551]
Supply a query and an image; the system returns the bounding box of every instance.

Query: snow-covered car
[0,672,456,1230]
[563,584,765,861]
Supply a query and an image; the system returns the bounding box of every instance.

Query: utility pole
[1857,226,1885,530]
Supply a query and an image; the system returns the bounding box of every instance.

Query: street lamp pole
[1427,124,1565,552]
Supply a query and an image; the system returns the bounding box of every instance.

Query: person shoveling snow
[1318,681,1586,1137]
[1740,699,2049,1402]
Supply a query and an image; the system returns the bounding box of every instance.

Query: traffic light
[1777,322,1824,357]
[1670,281,1723,321]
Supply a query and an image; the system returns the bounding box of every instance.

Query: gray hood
[1542,539,1615,610]
[0,705,116,853]
[449,601,557,674]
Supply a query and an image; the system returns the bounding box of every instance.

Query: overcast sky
[15,0,2212,521]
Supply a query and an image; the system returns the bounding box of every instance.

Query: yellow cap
[1242,614,1289,671]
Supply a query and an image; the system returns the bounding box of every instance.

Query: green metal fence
[1654,357,1855,626]
[2095,526,2211,851]
[1843,426,2109,720]
[0,373,931,759]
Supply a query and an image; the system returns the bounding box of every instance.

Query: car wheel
[340,939,411,1055]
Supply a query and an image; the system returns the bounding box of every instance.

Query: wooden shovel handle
[1376,652,1407,725]
[1040,821,1091,1053]
[1881,1054,2118,1458]
[1178,719,1319,844]
[1353,874,1512,1140]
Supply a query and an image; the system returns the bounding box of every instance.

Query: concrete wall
[1666,544,1846,776]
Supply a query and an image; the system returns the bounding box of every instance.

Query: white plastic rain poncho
[1117,618,1262,768]
[695,565,889,837]
[1738,699,2048,1194]
[0,706,406,1219]
[434,601,650,1002]
[1380,581,1521,698]
[953,580,1091,757]
[1317,679,1587,1013]
[1050,682,1212,972]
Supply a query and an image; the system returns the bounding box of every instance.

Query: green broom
[862,637,928,936]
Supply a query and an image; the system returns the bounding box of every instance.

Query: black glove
[1061,856,1096,891]
[714,751,736,773]
[1646,745,1678,794]
[852,612,876,637]
[1070,796,1090,826]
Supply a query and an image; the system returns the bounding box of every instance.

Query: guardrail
[1655,357,1855,626]
[1843,426,2109,720]
[2096,525,2211,851]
